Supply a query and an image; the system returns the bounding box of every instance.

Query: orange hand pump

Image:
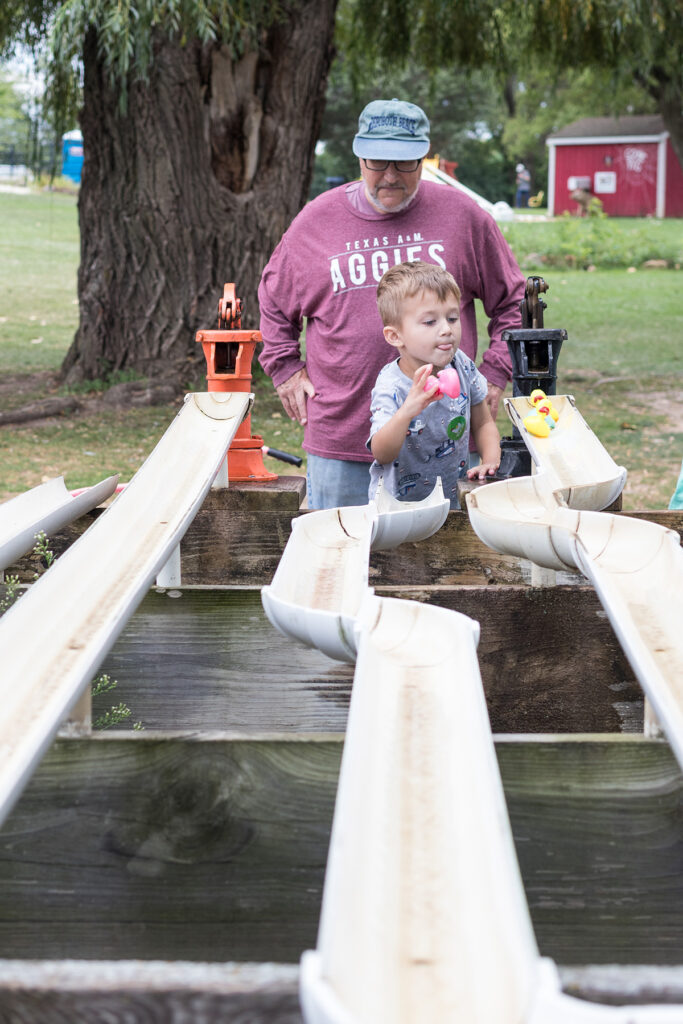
[196,283,277,482]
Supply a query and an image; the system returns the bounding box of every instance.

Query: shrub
[501,217,683,270]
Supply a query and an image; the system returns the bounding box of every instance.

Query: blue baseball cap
[352,98,430,160]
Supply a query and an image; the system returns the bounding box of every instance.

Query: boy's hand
[467,460,500,481]
[403,364,440,418]
[370,364,444,467]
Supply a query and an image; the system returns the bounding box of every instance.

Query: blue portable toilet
[62,129,84,183]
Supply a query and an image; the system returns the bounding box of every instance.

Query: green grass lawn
[1,189,682,508]
[0,191,80,373]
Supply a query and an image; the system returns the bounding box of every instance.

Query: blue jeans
[306,454,372,509]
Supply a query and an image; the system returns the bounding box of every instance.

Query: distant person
[368,262,500,509]
[515,164,531,208]
[570,187,592,216]
[259,97,524,509]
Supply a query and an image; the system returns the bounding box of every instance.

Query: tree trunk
[62,1,338,384]
[650,78,683,177]
[501,74,516,119]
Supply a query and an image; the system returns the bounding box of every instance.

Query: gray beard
[365,183,420,214]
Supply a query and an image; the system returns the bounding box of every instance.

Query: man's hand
[276,367,316,424]
[485,382,505,421]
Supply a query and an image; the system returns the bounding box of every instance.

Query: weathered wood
[381,585,643,733]
[5,478,305,583]
[180,508,344,591]
[212,477,306,511]
[7,503,681,587]
[97,586,641,734]
[558,964,683,1006]
[370,509,552,587]
[370,509,683,589]
[0,735,682,965]
[97,588,354,733]
[1,959,683,1019]
[0,734,339,963]
[5,512,102,583]
[498,736,683,965]
[180,503,300,586]
[0,960,301,1023]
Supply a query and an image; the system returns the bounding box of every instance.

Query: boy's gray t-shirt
[367,351,488,508]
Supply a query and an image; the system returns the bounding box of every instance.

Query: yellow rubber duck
[523,389,559,438]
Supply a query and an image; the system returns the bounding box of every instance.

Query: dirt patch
[0,370,60,404]
[637,391,683,435]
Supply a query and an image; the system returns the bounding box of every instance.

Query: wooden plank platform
[1,480,681,1019]
[0,734,682,966]
[96,586,641,734]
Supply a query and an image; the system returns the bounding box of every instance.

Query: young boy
[368,261,501,508]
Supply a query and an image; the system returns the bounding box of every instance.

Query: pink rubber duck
[424,366,460,399]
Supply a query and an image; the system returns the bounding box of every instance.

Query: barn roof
[548,115,666,141]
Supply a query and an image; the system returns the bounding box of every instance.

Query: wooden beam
[0,734,682,965]
[371,509,683,589]
[1,960,683,1018]
[4,478,305,585]
[0,960,301,1023]
[7,505,681,588]
[167,506,683,587]
[97,587,641,735]
[210,476,306,511]
[558,965,683,1006]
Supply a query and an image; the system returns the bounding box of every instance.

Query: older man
[258,98,524,509]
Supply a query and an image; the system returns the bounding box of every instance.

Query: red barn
[546,115,683,217]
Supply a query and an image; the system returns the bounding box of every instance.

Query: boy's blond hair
[377,261,461,327]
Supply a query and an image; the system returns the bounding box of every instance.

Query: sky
[1,48,45,103]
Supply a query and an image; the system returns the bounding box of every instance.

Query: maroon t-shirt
[258,179,523,462]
